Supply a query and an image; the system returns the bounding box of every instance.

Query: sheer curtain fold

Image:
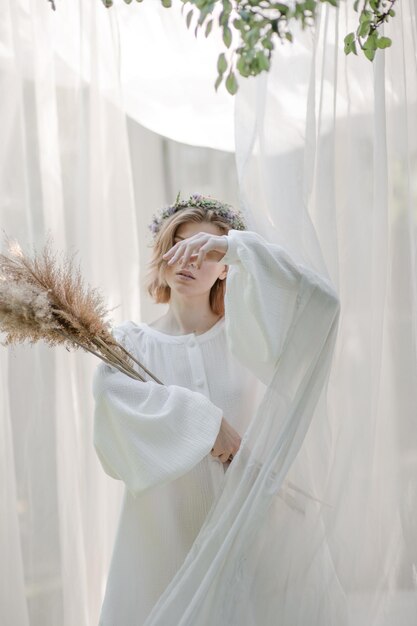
[0,352,29,626]
[231,2,417,623]
[1,2,140,625]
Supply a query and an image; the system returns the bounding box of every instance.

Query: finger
[179,242,199,267]
[164,233,203,263]
[167,237,200,266]
[167,243,187,265]
[163,246,180,264]
[162,240,181,260]
[195,243,211,270]
[179,236,208,267]
[211,447,224,459]
[219,452,230,463]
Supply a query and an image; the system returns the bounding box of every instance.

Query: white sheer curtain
[0,2,236,625]
[1,3,138,624]
[232,0,417,622]
[1,0,417,624]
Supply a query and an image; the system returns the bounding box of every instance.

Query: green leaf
[326,0,338,7]
[285,31,293,42]
[236,56,250,77]
[262,37,274,50]
[198,10,208,26]
[123,0,133,5]
[205,19,213,37]
[238,9,250,21]
[344,32,356,54]
[377,36,392,49]
[256,51,270,71]
[214,73,223,92]
[353,0,360,11]
[217,52,227,75]
[186,10,193,28]
[359,9,373,23]
[223,25,232,48]
[246,27,260,47]
[161,0,172,7]
[363,31,378,50]
[273,3,289,13]
[219,10,228,26]
[388,9,395,16]
[225,72,238,95]
[358,20,371,38]
[363,47,376,61]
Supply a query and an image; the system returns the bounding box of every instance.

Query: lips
[176,270,195,279]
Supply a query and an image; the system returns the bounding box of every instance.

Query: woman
[92,193,342,625]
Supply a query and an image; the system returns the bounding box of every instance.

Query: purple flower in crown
[147,191,247,238]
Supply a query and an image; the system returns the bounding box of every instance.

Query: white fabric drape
[233,1,417,623]
[0,2,139,625]
[1,0,417,624]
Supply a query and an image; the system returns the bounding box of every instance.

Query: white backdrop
[1,0,416,624]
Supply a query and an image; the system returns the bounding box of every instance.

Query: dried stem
[56,329,146,381]
[116,343,164,384]
[92,336,150,382]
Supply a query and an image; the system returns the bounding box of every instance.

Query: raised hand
[162,232,228,270]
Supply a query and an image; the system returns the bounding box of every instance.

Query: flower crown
[147,192,247,239]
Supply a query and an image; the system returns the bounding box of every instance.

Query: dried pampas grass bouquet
[0,233,162,385]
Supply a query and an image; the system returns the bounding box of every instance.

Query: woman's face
[163,221,228,297]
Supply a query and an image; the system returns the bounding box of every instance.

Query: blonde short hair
[144,205,237,316]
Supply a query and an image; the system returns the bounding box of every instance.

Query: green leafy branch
[344,0,395,60]
[50,1,397,95]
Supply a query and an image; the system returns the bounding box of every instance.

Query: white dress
[92,229,269,625]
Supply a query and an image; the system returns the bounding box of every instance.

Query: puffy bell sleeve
[92,324,224,498]
[221,229,340,386]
